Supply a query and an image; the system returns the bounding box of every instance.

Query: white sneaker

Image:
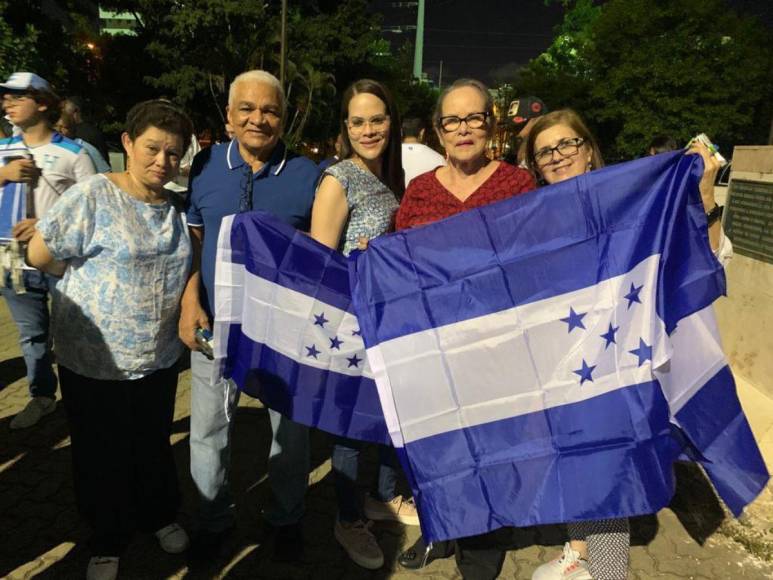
[532,542,592,580]
[334,519,384,570]
[155,522,190,554]
[10,396,56,430]
[87,556,119,580]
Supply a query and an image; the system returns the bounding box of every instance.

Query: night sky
[375,0,773,87]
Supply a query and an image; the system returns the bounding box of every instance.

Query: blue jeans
[1,270,58,398]
[332,438,398,522]
[189,351,310,531]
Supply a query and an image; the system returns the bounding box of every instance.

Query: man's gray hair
[228,70,286,116]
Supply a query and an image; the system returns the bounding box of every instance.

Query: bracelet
[706,203,723,227]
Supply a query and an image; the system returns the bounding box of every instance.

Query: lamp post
[412,0,425,80]
[280,0,288,87]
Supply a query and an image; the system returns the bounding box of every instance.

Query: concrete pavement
[1,298,772,579]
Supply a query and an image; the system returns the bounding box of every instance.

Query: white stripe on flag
[368,254,669,444]
[239,271,373,378]
[655,305,728,417]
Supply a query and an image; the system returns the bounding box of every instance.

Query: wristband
[706,203,723,227]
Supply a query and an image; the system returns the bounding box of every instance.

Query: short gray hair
[432,78,495,132]
[228,70,286,117]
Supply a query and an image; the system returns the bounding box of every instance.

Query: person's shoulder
[407,167,440,190]
[191,142,226,175]
[493,161,536,190]
[56,174,109,206]
[0,135,23,147]
[51,133,85,155]
[283,150,322,188]
[285,150,322,175]
[321,158,354,178]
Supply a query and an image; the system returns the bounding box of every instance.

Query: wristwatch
[706,203,723,226]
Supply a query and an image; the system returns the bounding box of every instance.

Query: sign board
[724,179,773,264]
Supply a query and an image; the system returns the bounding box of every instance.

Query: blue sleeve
[36,182,96,260]
[186,149,206,227]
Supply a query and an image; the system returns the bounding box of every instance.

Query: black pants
[455,527,510,580]
[60,364,181,555]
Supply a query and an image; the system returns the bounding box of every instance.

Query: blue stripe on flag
[674,365,769,516]
[226,326,389,444]
[230,211,353,312]
[404,379,679,542]
[351,153,725,346]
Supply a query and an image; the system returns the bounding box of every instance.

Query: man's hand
[179,300,210,351]
[1,159,40,185]
[12,218,39,242]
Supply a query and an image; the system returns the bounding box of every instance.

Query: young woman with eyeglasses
[309,79,410,571]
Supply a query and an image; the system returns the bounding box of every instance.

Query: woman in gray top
[310,79,411,571]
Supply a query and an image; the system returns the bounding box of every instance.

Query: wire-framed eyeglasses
[534,137,586,166]
[346,115,390,136]
[438,111,490,133]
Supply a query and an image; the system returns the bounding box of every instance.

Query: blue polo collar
[227,139,288,176]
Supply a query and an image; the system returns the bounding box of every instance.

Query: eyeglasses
[346,115,390,135]
[239,164,254,213]
[534,137,586,165]
[438,112,490,133]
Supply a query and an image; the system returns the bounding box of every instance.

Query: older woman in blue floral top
[28,100,194,580]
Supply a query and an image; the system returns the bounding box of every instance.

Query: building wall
[714,146,773,400]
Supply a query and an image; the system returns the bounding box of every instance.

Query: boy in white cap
[0,72,95,429]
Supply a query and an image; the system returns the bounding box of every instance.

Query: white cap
[0,72,52,93]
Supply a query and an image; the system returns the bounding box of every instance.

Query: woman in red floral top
[396,79,534,232]
[394,78,535,578]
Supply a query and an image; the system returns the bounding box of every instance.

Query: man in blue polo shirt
[180,70,320,560]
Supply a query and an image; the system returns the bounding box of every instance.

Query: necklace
[118,171,167,204]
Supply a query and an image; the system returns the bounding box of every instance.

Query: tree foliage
[0,1,41,79]
[514,0,773,160]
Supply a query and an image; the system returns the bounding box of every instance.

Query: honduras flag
[0,137,29,241]
[213,212,390,444]
[215,151,768,542]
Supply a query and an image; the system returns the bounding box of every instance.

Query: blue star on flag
[313,312,329,327]
[561,307,587,333]
[629,338,653,366]
[329,335,344,350]
[351,328,362,337]
[347,354,362,368]
[600,323,619,349]
[305,344,321,359]
[624,283,643,309]
[573,359,596,385]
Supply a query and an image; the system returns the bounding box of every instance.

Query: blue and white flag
[0,137,29,241]
[213,213,389,444]
[215,151,768,542]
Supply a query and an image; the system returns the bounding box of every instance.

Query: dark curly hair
[125,99,194,152]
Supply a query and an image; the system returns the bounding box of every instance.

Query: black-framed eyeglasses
[239,164,254,213]
[438,111,490,133]
[534,137,586,165]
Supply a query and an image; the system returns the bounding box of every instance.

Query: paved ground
[1,299,772,579]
